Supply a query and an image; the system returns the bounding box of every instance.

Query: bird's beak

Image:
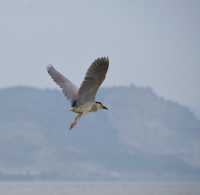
[103,105,108,110]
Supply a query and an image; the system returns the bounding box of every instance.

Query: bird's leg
[69,113,82,130]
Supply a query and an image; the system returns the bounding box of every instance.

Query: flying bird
[47,57,109,129]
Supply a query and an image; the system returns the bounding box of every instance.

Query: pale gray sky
[0,0,199,110]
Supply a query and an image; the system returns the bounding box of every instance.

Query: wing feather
[77,57,109,104]
[47,65,78,102]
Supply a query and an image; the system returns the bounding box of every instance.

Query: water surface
[0,182,199,195]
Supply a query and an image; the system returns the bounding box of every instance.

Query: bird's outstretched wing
[47,65,78,102]
[78,57,109,104]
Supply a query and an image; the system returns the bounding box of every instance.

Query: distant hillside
[0,85,199,181]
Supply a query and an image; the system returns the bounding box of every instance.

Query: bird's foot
[69,122,76,130]
[69,113,82,130]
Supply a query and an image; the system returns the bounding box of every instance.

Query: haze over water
[0,182,200,195]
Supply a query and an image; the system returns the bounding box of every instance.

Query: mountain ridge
[0,85,199,181]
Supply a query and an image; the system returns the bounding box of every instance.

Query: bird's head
[96,101,108,110]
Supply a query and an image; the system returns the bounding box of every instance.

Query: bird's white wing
[47,65,78,102]
[78,57,109,104]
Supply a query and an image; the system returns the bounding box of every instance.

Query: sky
[0,0,199,111]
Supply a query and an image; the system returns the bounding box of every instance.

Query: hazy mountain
[0,85,199,181]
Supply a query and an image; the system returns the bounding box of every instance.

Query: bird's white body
[70,102,102,114]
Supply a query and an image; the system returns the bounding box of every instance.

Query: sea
[0,182,199,195]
